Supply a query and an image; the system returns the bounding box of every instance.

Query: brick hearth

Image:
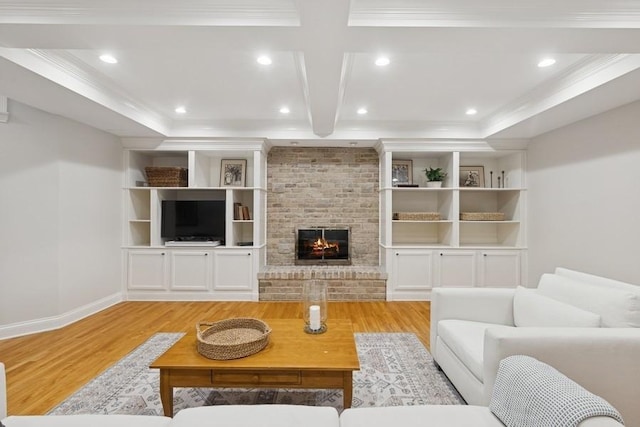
[257,266,387,301]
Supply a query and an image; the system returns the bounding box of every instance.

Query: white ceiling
[1,0,640,143]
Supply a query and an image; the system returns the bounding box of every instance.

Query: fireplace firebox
[295,227,351,265]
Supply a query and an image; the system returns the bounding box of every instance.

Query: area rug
[49,332,464,416]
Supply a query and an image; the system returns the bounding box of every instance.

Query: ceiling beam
[297,0,350,137]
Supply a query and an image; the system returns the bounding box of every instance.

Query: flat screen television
[161,200,225,243]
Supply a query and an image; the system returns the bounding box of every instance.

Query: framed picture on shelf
[460,166,485,188]
[391,160,413,186]
[220,159,247,187]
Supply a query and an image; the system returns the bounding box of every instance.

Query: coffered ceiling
[1,0,640,142]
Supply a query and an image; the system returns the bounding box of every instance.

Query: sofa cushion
[1,415,172,427]
[340,406,503,427]
[555,268,638,292]
[438,320,508,382]
[513,286,601,327]
[537,274,640,327]
[171,405,340,427]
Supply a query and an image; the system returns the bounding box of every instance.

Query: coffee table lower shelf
[158,367,353,417]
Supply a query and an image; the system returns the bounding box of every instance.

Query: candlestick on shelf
[490,171,493,188]
[501,171,505,188]
[497,176,501,188]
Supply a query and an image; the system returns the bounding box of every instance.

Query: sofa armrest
[483,327,640,425]
[1,362,6,419]
[430,288,515,355]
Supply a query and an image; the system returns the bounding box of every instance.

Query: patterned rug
[49,332,464,416]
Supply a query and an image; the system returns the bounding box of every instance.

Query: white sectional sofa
[430,267,640,426]
[1,354,626,427]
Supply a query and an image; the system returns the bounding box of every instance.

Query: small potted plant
[424,167,447,188]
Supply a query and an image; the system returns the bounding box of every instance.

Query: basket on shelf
[144,167,188,187]
[394,212,441,221]
[196,318,271,360]
[460,212,506,221]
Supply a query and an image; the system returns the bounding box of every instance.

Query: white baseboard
[388,290,432,301]
[0,292,124,340]
[125,291,257,302]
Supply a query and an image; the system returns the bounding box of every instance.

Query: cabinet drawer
[212,370,301,386]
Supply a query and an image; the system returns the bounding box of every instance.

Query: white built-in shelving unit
[121,139,268,301]
[376,140,528,300]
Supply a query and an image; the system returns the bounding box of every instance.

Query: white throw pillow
[513,286,601,327]
[538,274,640,327]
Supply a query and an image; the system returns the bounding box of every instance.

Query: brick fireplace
[258,147,387,301]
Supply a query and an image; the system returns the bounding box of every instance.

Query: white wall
[527,100,640,285]
[0,99,123,336]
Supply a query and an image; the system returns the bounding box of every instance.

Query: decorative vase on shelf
[302,281,328,334]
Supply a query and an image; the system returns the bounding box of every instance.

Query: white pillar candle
[309,305,321,330]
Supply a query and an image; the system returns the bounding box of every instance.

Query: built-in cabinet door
[212,249,254,291]
[478,250,521,287]
[436,250,476,287]
[170,251,211,291]
[127,249,168,290]
[391,249,433,298]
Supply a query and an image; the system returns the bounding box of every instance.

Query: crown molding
[376,138,528,152]
[349,0,640,28]
[120,137,268,151]
[0,0,299,25]
[0,48,170,134]
[481,54,640,137]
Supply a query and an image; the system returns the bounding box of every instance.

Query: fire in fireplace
[295,227,351,265]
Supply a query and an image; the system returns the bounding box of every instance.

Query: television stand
[165,240,222,247]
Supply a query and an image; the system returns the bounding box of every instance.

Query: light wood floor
[0,300,431,416]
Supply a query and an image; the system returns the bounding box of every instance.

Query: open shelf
[392,221,454,246]
[392,188,454,221]
[126,150,188,188]
[390,151,455,188]
[459,189,521,221]
[459,221,522,247]
[459,151,525,189]
[128,222,151,246]
[192,151,256,188]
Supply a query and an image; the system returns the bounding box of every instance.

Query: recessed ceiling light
[357,107,368,115]
[99,54,118,64]
[290,141,299,145]
[375,57,390,66]
[538,58,556,68]
[257,55,272,65]
[466,108,477,116]
[349,141,358,146]
[175,106,187,114]
[279,106,290,114]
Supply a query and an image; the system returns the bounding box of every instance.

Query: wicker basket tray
[460,212,506,221]
[394,212,441,221]
[196,318,271,360]
[145,166,188,187]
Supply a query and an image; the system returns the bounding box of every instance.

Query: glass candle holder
[302,280,328,334]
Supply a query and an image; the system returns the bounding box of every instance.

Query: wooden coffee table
[150,319,360,417]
